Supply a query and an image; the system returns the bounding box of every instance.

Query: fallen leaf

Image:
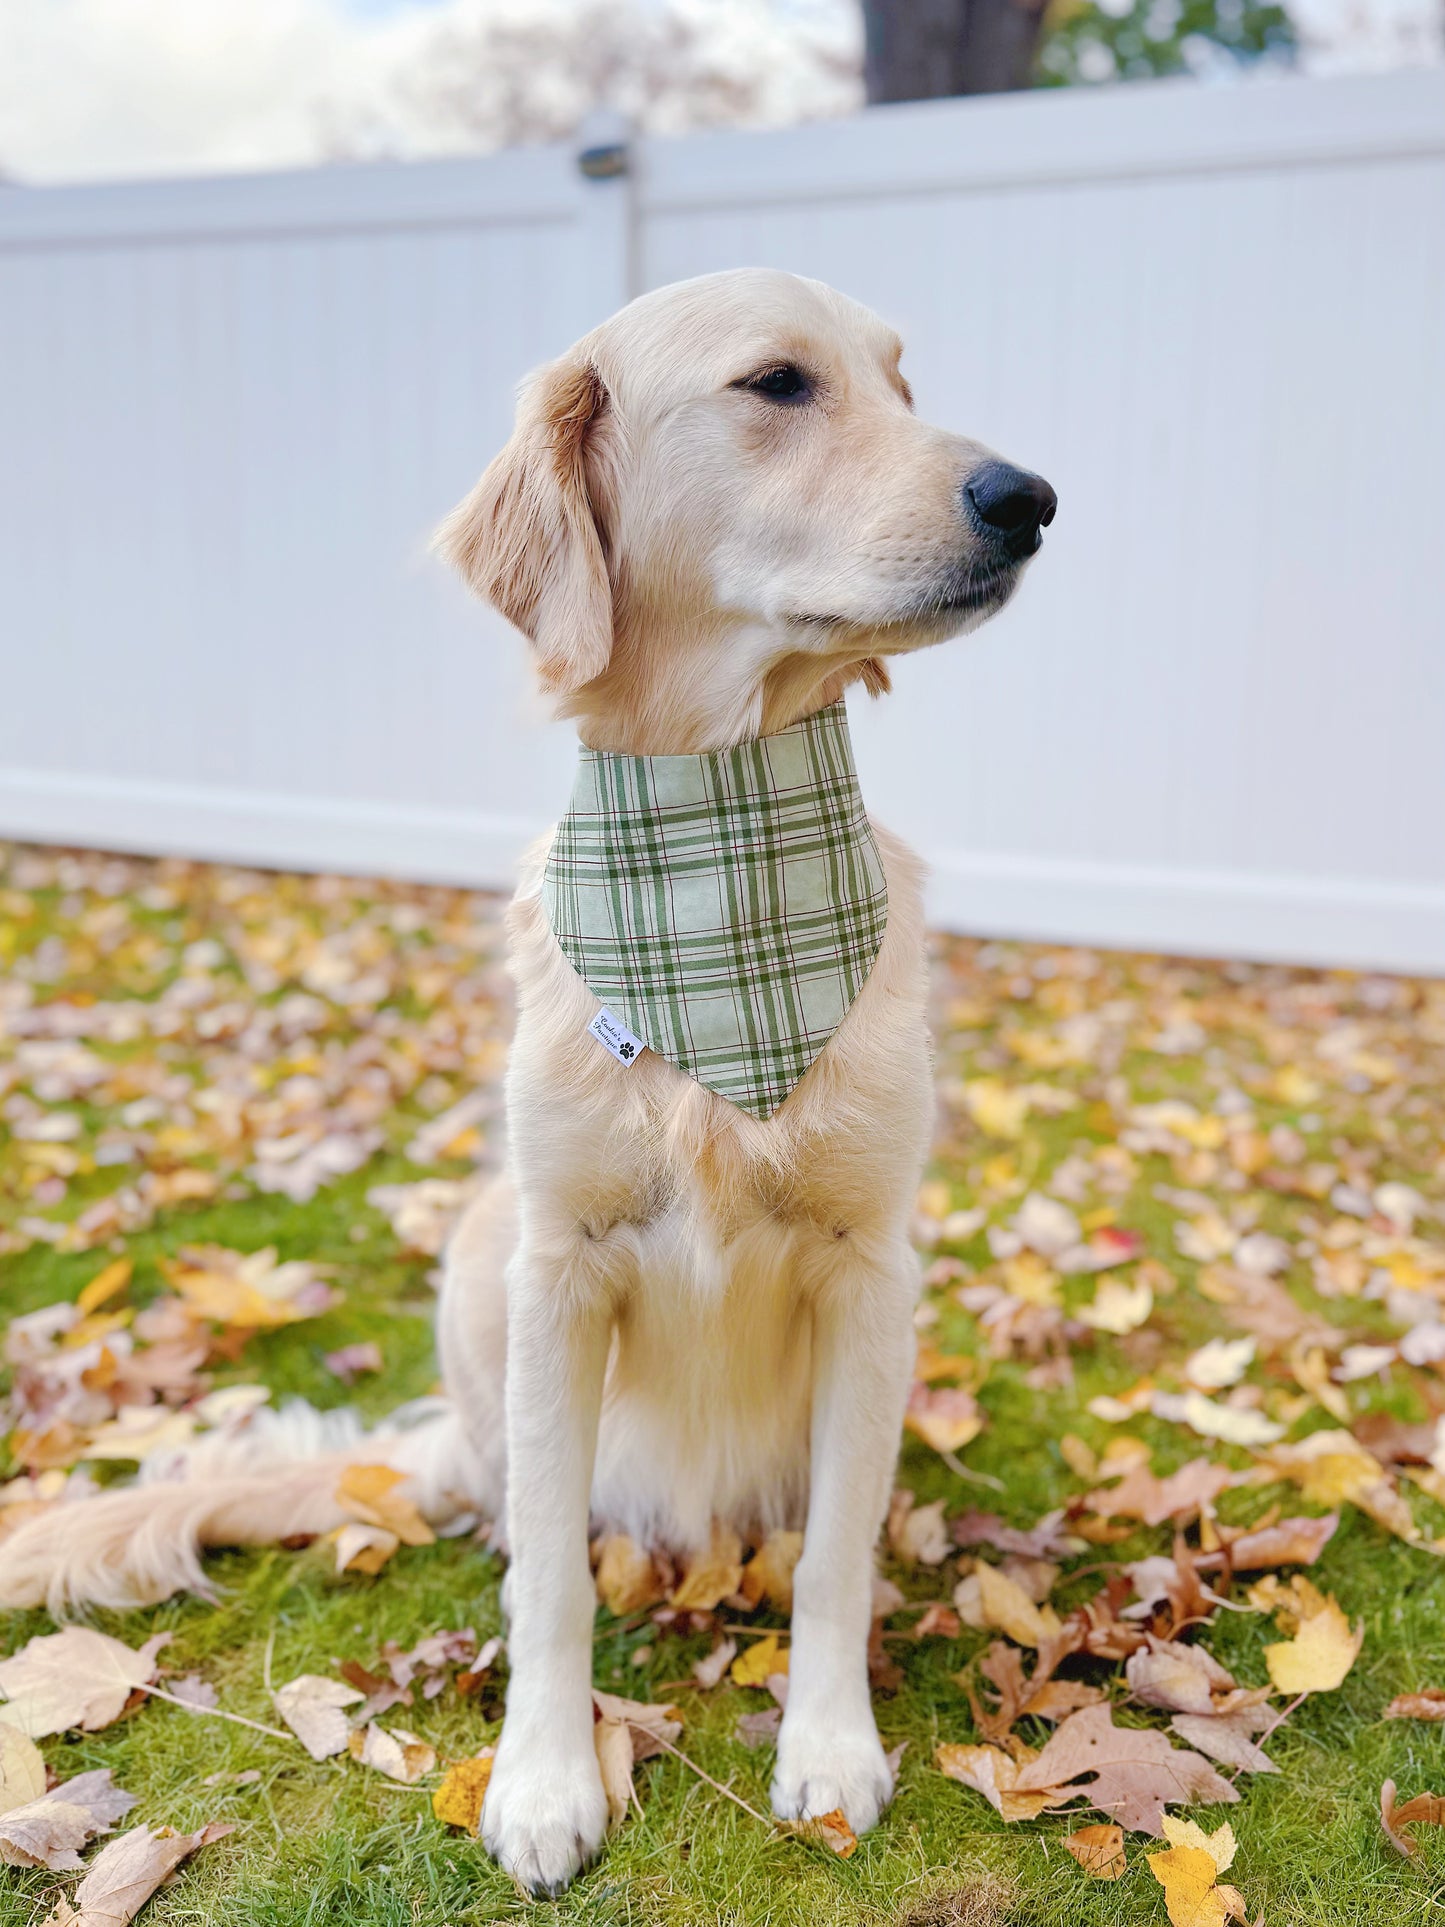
[887,1492,951,1566]
[0,1628,170,1739]
[0,1769,136,1870]
[1262,1593,1362,1694]
[779,1807,857,1856]
[732,1634,789,1688]
[935,1742,1056,1821]
[692,1639,737,1690]
[1384,1689,1445,1721]
[1085,1459,1235,1528]
[1147,1840,1247,1927]
[44,1818,234,1926]
[1380,1779,1445,1857]
[905,1383,984,1455]
[595,1535,667,1615]
[1062,1822,1126,1879]
[1011,1703,1238,1835]
[348,1722,436,1783]
[76,1259,132,1316]
[1078,1277,1154,1335]
[334,1464,434,1548]
[954,1561,1061,1648]
[590,1691,682,1829]
[272,1674,364,1760]
[0,1726,46,1816]
[432,1751,494,1834]
[1126,1639,1234,1716]
[735,1707,782,1748]
[739,1530,803,1611]
[323,1341,383,1384]
[334,1521,401,1575]
[669,1523,743,1611]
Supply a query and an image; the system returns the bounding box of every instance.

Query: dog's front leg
[772,1234,916,1836]
[480,1239,612,1895]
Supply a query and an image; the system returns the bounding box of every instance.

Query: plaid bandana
[542,700,889,1119]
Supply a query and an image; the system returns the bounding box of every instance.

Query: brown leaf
[45,1819,234,1926]
[0,1769,136,1871]
[779,1807,857,1856]
[935,1742,1057,1821]
[1384,1689,1445,1721]
[1169,1705,1278,1776]
[1085,1459,1235,1528]
[1380,1780,1445,1857]
[0,1628,170,1739]
[1197,1513,1337,1573]
[1012,1704,1239,1835]
[1062,1822,1126,1879]
[1125,1638,1235,1716]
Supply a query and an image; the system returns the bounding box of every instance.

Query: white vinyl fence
[2,72,1443,971]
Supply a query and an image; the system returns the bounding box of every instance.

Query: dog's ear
[435,356,612,694]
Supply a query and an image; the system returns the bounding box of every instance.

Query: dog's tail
[0,1397,492,1618]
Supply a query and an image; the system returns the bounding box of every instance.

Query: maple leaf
[966,1640,1104,1745]
[0,1628,170,1739]
[1263,1596,1362,1694]
[1380,1780,1445,1857]
[732,1633,789,1688]
[778,1808,858,1857]
[935,1742,1057,1821]
[272,1675,364,1760]
[905,1382,984,1454]
[44,1819,234,1926]
[1085,1459,1235,1528]
[1011,1704,1239,1835]
[1126,1638,1235,1716]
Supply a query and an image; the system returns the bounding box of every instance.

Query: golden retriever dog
[1,269,1054,1896]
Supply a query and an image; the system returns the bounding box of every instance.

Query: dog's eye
[738,364,811,403]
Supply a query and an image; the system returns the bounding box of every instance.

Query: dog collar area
[542,700,889,1120]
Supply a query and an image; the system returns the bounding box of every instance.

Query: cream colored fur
[0,269,1048,1897]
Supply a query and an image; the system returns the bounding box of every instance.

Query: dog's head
[438,268,1054,749]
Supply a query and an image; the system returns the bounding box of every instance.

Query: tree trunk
[862,0,1048,100]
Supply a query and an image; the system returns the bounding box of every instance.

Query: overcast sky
[1,0,1440,185]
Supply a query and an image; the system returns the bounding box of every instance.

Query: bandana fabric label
[543,699,889,1120]
[588,1007,644,1066]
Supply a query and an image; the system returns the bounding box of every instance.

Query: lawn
[2,837,1444,1927]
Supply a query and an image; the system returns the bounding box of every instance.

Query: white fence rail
[3,72,1443,971]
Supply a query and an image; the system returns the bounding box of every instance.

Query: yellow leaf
[76,1259,132,1316]
[1146,1842,1244,1927]
[1160,1814,1237,1874]
[955,1561,1061,1648]
[731,1634,789,1688]
[1078,1277,1154,1335]
[739,1531,803,1612]
[334,1464,435,1547]
[669,1522,743,1611]
[334,1522,400,1575]
[1264,1596,1362,1694]
[963,1079,1029,1140]
[905,1385,983,1455]
[595,1536,666,1616]
[431,1752,493,1834]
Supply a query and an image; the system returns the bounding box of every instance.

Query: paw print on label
[618,1041,635,1060]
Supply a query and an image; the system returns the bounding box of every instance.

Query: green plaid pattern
[543,700,889,1119]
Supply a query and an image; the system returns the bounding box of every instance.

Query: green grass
[3,845,1445,1925]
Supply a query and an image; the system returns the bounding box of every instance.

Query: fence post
[574,110,636,325]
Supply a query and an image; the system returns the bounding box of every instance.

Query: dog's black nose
[965,461,1057,558]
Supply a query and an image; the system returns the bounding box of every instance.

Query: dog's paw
[770,1715,895,1836]
[480,1736,609,1896]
